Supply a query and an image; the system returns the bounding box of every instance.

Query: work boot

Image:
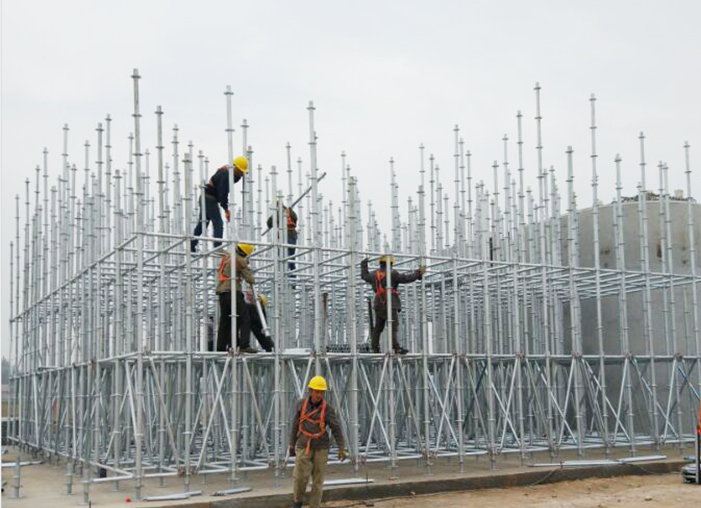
[239,346,258,354]
[395,347,409,355]
[292,503,302,508]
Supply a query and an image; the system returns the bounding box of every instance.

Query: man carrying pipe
[289,376,347,508]
[215,242,258,353]
[361,256,426,354]
[191,156,248,253]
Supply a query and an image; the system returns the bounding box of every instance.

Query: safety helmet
[233,156,249,174]
[236,243,255,257]
[308,375,328,391]
[258,294,267,308]
[379,255,395,266]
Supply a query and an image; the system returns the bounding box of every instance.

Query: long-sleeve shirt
[360,258,422,312]
[216,253,255,293]
[205,165,243,211]
[289,398,346,451]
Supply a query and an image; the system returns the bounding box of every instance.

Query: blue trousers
[191,195,223,252]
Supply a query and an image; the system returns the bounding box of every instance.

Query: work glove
[225,209,231,222]
[338,448,348,462]
[289,446,296,457]
[418,265,426,276]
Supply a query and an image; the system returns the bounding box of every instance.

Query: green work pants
[293,446,328,508]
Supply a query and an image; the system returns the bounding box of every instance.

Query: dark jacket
[360,258,422,312]
[266,206,298,241]
[289,397,346,451]
[205,165,243,211]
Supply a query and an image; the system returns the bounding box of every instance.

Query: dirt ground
[326,473,699,508]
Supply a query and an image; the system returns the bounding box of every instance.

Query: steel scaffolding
[7,72,701,499]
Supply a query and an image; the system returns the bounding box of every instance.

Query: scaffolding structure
[7,72,701,499]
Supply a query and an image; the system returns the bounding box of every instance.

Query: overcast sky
[2,0,700,359]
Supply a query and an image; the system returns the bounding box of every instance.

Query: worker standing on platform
[267,200,298,272]
[191,156,248,252]
[216,243,258,353]
[361,256,426,354]
[289,376,347,508]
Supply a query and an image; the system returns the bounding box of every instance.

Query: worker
[361,256,426,354]
[246,292,275,352]
[191,156,248,253]
[215,243,258,353]
[289,376,347,508]
[266,200,298,272]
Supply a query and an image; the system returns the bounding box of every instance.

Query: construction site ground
[0,446,695,507]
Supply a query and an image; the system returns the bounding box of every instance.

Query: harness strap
[298,398,327,455]
[217,257,230,283]
[373,270,399,303]
[286,208,297,229]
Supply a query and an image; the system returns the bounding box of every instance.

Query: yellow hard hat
[236,243,255,257]
[258,294,267,308]
[379,255,395,266]
[233,156,249,174]
[308,375,327,391]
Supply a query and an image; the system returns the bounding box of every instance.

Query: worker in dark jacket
[266,201,298,272]
[216,243,257,353]
[361,256,426,354]
[191,156,248,252]
[289,376,347,508]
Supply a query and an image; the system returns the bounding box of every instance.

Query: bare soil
[326,473,699,507]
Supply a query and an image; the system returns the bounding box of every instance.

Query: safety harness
[217,257,229,284]
[297,398,327,456]
[373,270,399,304]
[218,255,246,290]
[286,208,297,229]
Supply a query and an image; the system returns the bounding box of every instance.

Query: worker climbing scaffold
[191,155,249,252]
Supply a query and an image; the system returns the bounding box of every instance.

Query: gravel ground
[326,473,699,507]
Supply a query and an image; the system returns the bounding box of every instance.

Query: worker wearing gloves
[215,243,258,353]
[290,376,347,508]
[361,256,426,354]
[191,155,248,252]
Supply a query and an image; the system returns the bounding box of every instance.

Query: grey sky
[2,0,700,358]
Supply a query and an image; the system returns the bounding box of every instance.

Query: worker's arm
[236,257,256,286]
[326,404,347,451]
[394,267,424,284]
[211,168,230,211]
[288,400,302,451]
[360,258,373,284]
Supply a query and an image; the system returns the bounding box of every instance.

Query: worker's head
[236,243,255,258]
[258,294,267,308]
[379,255,395,267]
[308,375,327,403]
[232,156,249,176]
